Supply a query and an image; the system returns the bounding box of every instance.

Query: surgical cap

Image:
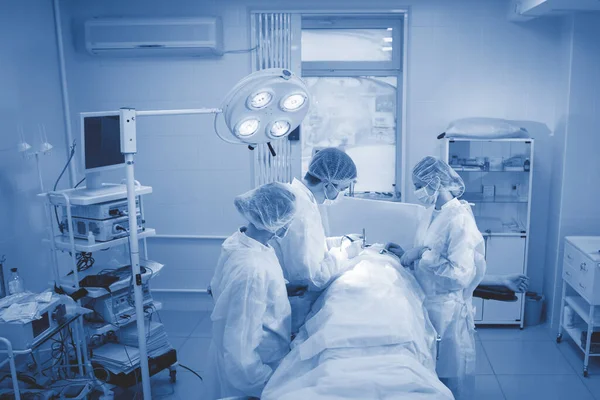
[412,156,465,197]
[234,182,297,233]
[308,148,357,186]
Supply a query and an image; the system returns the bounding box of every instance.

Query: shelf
[41,184,152,206]
[453,167,527,173]
[115,301,162,328]
[58,260,164,298]
[563,326,600,356]
[463,194,528,204]
[45,228,156,252]
[447,138,533,143]
[565,296,600,328]
[84,301,163,333]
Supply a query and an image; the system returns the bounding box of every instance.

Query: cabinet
[557,236,600,377]
[444,139,533,327]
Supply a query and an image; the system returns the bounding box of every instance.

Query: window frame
[301,15,405,200]
[301,16,403,75]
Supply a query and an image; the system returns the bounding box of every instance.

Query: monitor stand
[73,171,127,199]
[86,172,104,190]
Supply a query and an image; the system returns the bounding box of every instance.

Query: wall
[58,0,564,305]
[0,0,71,293]
[544,12,600,328]
[59,0,252,308]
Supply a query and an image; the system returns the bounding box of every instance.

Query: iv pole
[119,107,222,400]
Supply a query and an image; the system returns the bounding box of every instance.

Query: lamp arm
[135,108,222,117]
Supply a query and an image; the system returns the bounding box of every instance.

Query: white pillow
[438,117,529,139]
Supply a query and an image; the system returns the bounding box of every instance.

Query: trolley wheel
[170,370,177,383]
[583,368,589,378]
[556,333,563,343]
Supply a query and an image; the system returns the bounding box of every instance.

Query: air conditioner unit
[84,17,224,57]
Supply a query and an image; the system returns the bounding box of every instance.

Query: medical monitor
[80,112,125,190]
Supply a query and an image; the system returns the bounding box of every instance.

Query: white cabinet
[444,138,534,327]
[557,236,600,377]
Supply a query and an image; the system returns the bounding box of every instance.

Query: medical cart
[39,183,178,395]
[556,236,600,377]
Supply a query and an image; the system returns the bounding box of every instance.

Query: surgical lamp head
[217,68,311,147]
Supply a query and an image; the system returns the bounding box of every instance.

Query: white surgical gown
[270,179,350,333]
[205,229,291,400]
[414,198,486,400]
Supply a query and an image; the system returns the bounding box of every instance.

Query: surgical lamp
[135,68,311,154]
[82,68,310,400]
[214,68,310,151]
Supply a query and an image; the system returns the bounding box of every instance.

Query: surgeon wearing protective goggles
[386,156,486,400]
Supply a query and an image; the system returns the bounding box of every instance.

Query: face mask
[323,184,341,206]
[415,186,437,206]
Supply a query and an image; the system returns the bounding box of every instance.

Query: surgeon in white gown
[387,156,486,400]
[205,183,296,400]
[270,148,364,334]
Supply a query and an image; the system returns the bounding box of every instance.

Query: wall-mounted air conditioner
[84,17,224,57]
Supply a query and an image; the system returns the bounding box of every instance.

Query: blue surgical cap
[308,148,357,187]
[234,182,296,233]
[412,156,465,197]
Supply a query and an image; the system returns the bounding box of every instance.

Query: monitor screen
[83,115,125,171]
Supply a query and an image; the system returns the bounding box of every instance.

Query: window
[301,16,404,201]
[302,29,394,62]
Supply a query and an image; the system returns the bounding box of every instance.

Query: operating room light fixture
[217,68,311,147]
[269,120,291,137]
[281,93,307,112]
[236,118,260,137]
[248,91,273,109]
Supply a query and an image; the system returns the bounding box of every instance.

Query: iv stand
[120,107,222,400]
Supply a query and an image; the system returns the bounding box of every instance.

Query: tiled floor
[119,311,600,400]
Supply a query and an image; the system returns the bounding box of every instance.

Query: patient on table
[261,245,455,400]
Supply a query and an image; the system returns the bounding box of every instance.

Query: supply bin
[524,291,544,327]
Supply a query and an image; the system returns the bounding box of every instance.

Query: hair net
[308,148,357,186]
[412,156,465,197]
[234,182,297,233]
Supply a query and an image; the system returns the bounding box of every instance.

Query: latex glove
[400,246,429,267]
[343,240,364,259]
[503,274,530,293]
[384,242,405,258]
[287,284,308,297]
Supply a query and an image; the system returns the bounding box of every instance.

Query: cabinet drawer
[564,242,595,282]
[562,262,578,288]
[563,242,599,294]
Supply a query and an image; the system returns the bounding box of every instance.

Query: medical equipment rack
[556,236,600,377]
[39,183,178,395]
